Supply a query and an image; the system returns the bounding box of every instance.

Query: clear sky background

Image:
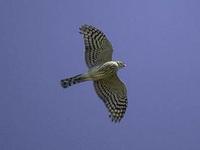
[1,0,200,150]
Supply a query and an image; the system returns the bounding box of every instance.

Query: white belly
[86,61,118,80]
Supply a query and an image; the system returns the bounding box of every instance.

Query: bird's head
[116,61,126,69]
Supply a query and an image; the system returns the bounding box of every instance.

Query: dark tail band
[60,74,84,88]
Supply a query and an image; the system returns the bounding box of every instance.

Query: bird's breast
[88,62,118,80]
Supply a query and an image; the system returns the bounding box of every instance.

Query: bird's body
[61,25,127,122]
[61,60,123,86]
[87,61,119,80]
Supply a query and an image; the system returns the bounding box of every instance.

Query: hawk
[61,25,127,122]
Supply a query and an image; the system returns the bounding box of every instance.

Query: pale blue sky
[0,0,200,150]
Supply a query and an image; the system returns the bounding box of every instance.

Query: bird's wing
[79,25,113,68]
[93,74,127,122]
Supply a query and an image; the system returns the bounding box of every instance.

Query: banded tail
[60,74,86,88]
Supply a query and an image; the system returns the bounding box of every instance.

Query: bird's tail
[60,74,86,88]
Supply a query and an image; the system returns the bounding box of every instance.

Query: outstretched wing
[80,25,113,68]
[93,74,127,122]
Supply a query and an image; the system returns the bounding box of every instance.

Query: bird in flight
[60,25,127,122]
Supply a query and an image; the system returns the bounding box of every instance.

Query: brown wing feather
[93,74,127,122]
[80,25,113,68]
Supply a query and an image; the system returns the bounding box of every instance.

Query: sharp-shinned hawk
[61,25,127,122]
